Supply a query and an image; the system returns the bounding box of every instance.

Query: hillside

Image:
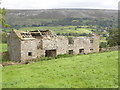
[5,9,118,26]
[1,9,117,48]
[2,51,118,88]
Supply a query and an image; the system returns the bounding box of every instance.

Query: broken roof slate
[13,29,35,40]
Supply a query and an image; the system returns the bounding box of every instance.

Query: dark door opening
[45,49,56,58]
[68,50,73,55]
[79,49,84,54]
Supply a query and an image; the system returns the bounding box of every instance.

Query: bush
[100,42,108,48]
[107,28,119,47]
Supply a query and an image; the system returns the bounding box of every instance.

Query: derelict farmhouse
[7,29,99,61]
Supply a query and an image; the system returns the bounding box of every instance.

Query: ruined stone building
[8,29,99,61]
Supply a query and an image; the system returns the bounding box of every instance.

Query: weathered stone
[7,29,99,61]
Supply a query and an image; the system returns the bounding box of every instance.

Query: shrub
[100,42,108,48]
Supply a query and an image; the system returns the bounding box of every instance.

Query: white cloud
[1,0,59,9]
[1,0,119,9]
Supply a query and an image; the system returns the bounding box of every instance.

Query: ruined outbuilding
[8,29,99,61]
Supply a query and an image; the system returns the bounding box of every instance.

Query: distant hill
[5,9,118,26]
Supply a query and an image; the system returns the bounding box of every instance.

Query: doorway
[45,49,57,57]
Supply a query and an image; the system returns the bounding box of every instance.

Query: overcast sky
[1,0,119,10]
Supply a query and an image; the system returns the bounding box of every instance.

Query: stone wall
[57,36,68,55]
[90,34,100,53]
[74,37,87,54]
[21,40,37,61]
[35,38,45,58]
[7,31,21,61]
[8,30,100,61]
[42,37,57,50]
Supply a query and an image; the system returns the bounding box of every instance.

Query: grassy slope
[6,9,117,26]
[2,51,118,88]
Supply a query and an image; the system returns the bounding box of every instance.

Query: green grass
[5,26,93,34]
[0,43,7,53]
[2,51,118,88]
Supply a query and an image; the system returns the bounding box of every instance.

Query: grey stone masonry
[8,29,99,61]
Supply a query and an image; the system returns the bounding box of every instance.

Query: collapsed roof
[12,29,56,40]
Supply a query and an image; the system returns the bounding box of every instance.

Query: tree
[0,8,10,28]
[107,28,120,47]
[0,8,10,43]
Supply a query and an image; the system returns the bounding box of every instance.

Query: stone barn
[7,29,99,61]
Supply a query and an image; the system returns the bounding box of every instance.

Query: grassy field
[2,51,118,88]
[21,26,93,34]
[4,26,93,34]
[0,43,7,53]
